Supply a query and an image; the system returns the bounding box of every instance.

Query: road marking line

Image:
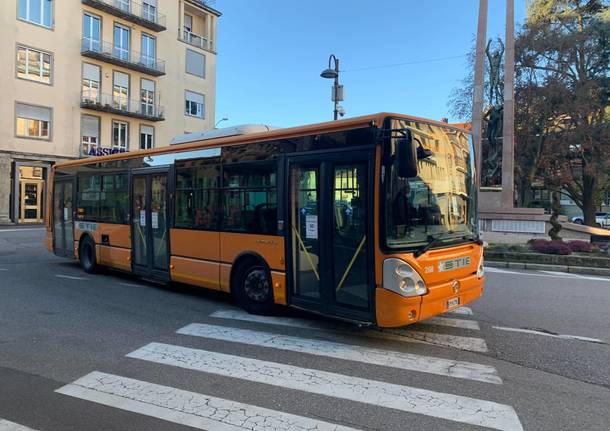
[118,282,141,287]
[55,274,88,280]
[178,323,501,384]
[210,309,488,352]
[446,306,473,316]
[487,267,610,282]
[492,326,605,344]
[0,419,39,431]
[128,343,522,431]
[57,371,358,431]
[419,316,480,330]
[0,269,8,271]
[0,228,45,233]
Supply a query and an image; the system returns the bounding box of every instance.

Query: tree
[448,0,609,226]
[519,0,610,226]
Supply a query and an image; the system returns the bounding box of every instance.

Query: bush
[529,239,572,255]
[567,240,592,253]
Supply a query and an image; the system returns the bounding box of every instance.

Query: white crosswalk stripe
[177,323,501,384]
[126,342,522,431]
[209,308,488,352]
[57,372,359,431]
[446,306,473,315]
[0,419,38,431]
[419,316,481,330]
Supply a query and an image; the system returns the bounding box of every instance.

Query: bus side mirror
[396,130,417,179]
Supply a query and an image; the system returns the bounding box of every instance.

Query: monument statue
[481,38,505,187]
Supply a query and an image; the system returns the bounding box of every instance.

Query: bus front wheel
[234,261,275,315]
[79,236,98,274]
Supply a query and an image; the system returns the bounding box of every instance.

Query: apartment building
[0,0,221,224]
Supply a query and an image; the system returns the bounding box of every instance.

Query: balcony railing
[81,91,165,121]
[179,29,213,51]
[81,0,166,32]
[81,38,166,76]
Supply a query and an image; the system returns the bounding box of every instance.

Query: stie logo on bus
[88,147,128,157]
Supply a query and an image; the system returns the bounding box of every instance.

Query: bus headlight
[383,258,427,297]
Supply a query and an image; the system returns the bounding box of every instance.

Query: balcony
[81,39,165,76]
[82,0,166,32]
[81,91,165,122]
[179,29,214,52]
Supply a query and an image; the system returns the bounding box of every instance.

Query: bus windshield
[384,118,477,249]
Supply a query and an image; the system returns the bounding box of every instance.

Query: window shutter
[186,49,205,77]
[114,71,129,88]
[83,63,100,81]
[16,103,51,121]
[141,79,155,92]
[186,91,204,105]
[141,125,154,136]
[82,115,99,138]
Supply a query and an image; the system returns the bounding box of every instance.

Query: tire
[79,235,98,274]
[233,260,276,315]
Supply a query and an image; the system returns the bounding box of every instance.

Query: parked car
[571,212,610,228]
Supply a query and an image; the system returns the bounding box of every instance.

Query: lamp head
[320,68,338,79]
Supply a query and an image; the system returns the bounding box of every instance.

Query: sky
[212,0,527,128]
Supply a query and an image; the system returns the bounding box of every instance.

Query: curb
[486,260,610,277]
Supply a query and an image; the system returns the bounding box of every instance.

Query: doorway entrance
[288,150,373,322]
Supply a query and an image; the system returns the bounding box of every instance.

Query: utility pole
[472,0,488,189]
[501,0,516,208]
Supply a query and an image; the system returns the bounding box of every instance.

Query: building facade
[0,0,220,224]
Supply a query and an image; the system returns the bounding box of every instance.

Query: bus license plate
[447,297,460,309]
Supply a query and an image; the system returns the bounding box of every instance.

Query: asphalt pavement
[0,227,609,431]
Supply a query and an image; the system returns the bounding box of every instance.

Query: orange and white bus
[46,113,484,327]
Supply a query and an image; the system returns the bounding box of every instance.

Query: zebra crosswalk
[0,419,38,431]
[56,306,524,431]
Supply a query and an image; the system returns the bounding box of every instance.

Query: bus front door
[132,172,169,280]
[53,179,74,257]
[288,150,373,322]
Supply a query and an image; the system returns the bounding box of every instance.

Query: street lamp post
[320,54,344,120]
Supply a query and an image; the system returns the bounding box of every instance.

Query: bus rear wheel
[79,236,98,274]
[234,261,275,315]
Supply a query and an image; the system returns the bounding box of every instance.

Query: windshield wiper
[413,232,481,258]
[414,235,447,258]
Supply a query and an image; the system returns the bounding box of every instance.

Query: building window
[185,90,204,118]
[186,49,205,78]
[142,0,157,22]
[15,103,51,139]
[83,13,101,52]
[140,79,155,116]
[18,0,52,28]
[141,34,156,68]
[82,63,101,103]
[184,14,193,32]
[116,0,130,13]
[112,120,128,150]
[113,24,130,61]
[16,46,51,84]
[140,125,154,149]
[81,115,100,156]
[113,71,129,111]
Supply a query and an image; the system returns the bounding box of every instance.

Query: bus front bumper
[375,275,484,328]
